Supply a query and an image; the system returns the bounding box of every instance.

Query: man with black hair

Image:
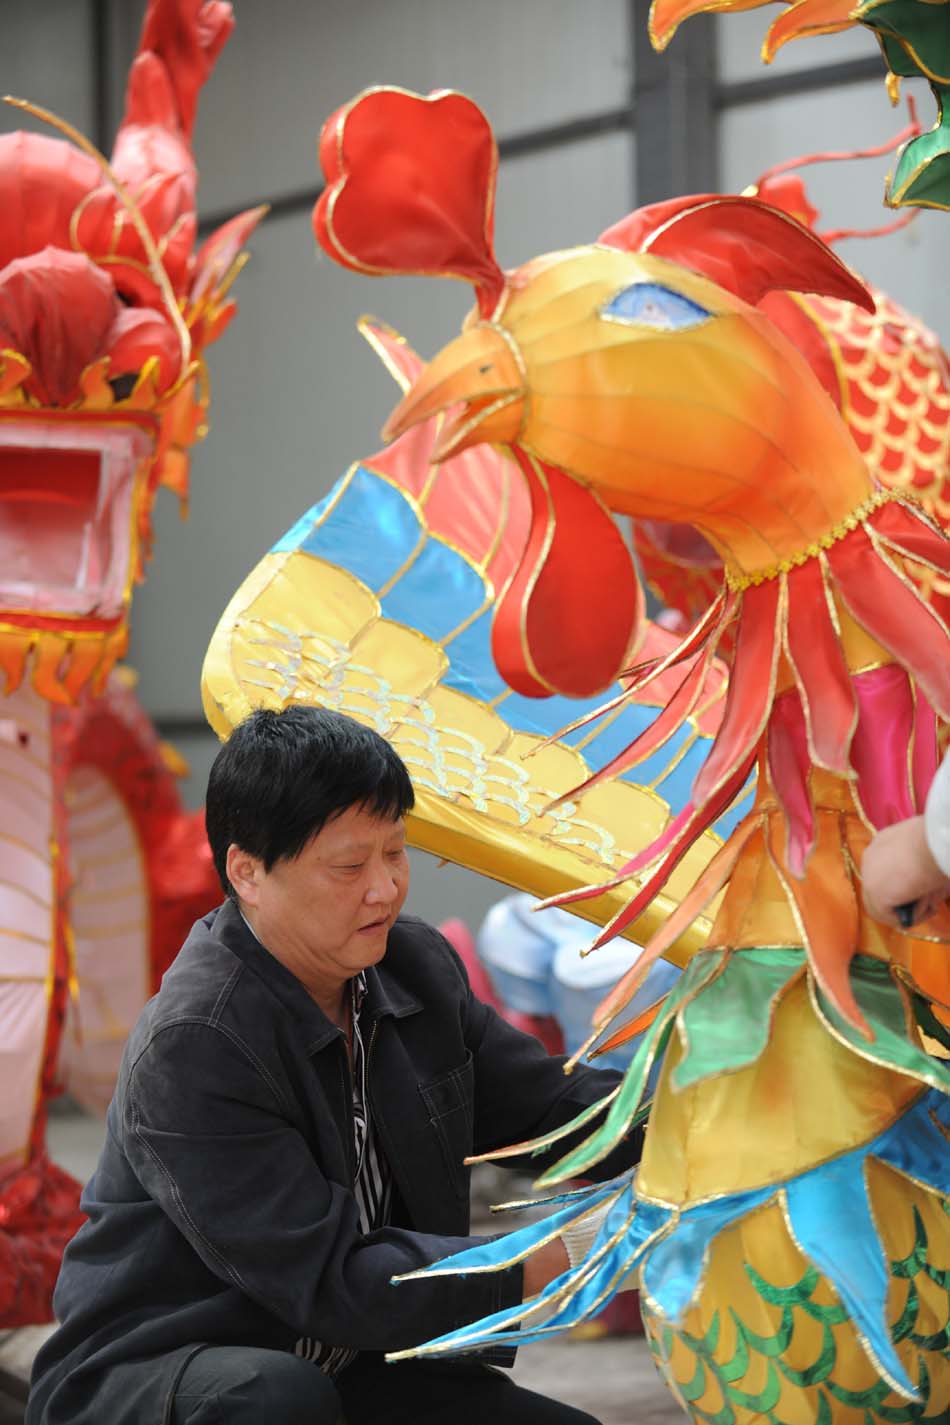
[28,707,642,1425]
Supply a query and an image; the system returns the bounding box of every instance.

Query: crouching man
[28,707,641,1425]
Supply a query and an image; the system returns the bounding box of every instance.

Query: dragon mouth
[0,417,155,624]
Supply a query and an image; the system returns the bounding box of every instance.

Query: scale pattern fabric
[307,86,950,1423]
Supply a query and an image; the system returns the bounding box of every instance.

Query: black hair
[205,706,415,899]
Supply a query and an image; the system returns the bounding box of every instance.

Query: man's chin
[351,921,392,965]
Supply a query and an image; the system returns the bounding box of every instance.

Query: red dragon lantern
[0,0,262,1325]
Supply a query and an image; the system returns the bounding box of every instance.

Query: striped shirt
[294,971,392,1375]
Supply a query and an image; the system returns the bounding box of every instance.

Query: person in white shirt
[861,754,950,926]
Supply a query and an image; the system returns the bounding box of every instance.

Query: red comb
[314,87,505,318]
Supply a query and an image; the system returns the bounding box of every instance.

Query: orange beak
[382,323,526,462]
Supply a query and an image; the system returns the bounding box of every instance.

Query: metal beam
[631,0,719,203]
[717,54,885,109]
[90,0,112,153]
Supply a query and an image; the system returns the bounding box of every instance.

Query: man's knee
[172,1346,341,1425]
[508,1384,602,1425]
[234,1352,340,1423]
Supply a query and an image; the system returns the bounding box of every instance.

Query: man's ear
[226,844,263,905]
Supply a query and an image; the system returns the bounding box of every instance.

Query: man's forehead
[317,806,406,848]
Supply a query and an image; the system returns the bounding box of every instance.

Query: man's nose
[364,859,398,903]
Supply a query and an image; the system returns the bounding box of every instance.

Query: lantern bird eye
[601,282,711,331]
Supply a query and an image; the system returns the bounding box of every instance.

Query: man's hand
[521,1237,569,1301]
[861,816,950,928]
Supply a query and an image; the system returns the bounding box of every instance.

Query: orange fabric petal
[30,635,73,706]
[590,993,670,1058]
[649,0,771,51]
[766,809,868,1037]
[764,0,859,60]
[0,629,31,694]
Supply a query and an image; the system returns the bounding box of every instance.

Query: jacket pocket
[418,1053,474,1199]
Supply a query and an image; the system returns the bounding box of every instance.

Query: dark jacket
[28,901,640,1425]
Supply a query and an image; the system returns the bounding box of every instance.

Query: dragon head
[0,0,264,702]
[314,88,876,697]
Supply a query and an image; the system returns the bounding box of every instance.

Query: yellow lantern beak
[383,322,525,461]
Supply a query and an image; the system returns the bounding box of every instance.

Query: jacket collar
[210,900,422,1054]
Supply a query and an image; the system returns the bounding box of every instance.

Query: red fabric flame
[600,194,875,314]
[314,88,505,318]
[490,452,643,699]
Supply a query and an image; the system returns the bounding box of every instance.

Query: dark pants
[169,1346,602,1425]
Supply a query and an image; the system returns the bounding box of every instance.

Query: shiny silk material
[310,86,950,1422]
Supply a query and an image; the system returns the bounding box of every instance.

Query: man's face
[236,804,410,988]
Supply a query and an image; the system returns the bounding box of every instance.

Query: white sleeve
[925,753,950,877]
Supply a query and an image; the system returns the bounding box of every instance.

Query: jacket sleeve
[447,938,643,1181]
[926,752,950,877]
[122,1021,521,1353]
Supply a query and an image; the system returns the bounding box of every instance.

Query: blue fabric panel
[272,467,421,593]
[440,611,509,702]
[380,538,488,646]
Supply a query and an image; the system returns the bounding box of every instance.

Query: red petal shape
[73,173,195,304]
[783,556,856,772]
[106,306,181,391]
[692,580,782,805]
[766,691,815,878]
[826,529,950,719]
[314,88,505,317]
[0,133,100,270]
[0,249,117,405]
[490,451,642,699]
[191,205,267,306]
[872,499,950,577]
[600,195,875,313]
[849,666,918,828]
